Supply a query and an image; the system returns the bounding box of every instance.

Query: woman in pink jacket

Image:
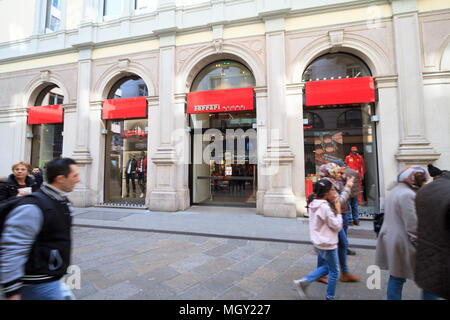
[293,179,343,300]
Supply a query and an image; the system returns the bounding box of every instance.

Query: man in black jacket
[414,169,450,300]
[0,158,80,300]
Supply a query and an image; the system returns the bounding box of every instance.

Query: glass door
[104,119,148,205]
[190,110,257,207]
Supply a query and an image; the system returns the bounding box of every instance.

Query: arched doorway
[188,60,257,207]
[103,75,149,206]
[30,85,64,170]
[302,53,380,218]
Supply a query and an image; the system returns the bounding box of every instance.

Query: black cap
[427,164,443,177]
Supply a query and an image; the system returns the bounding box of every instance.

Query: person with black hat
[427,164,444,180]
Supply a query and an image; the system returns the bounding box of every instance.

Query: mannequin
[125,154,137,197]
[136,151,147,198]
[345,146,365,204]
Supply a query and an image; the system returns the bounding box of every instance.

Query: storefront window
[303,54,379,218]
[190,61,257,207]
[191,61,255,92]
[31,85,64,170]
[103,76,148,206]
[303,53,371,82]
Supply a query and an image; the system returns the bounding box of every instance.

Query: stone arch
[92,61,156,101]
[23,72,70,107]
[176,42,266,94]
[290,32,393,83]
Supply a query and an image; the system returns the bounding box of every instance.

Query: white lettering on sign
[193,104,249,113]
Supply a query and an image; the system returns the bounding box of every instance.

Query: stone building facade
[0,0,449,217]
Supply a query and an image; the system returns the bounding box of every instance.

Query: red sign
[305,77,375,106]
[28,104,63,125]
[102,96,147,120]
[187,87,254,114]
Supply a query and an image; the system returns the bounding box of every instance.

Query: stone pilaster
[70,46,93,207]
[149,31,179,212]
[392,0,440,167]
[262,16,296,218]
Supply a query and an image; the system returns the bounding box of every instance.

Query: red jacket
[345,153,365,176]
[136,157,147,173]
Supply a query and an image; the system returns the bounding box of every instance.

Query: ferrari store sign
[186,87,254,114]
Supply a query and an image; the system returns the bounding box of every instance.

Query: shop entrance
[188,60,257,207]
[302,53,380,218]
[102,75,148,206]
[190,110,257,207]
[104,119,148,205]
[30,85,64,170]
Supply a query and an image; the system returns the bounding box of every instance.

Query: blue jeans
[387,276,441,300]
[387,275,406,300]
[307,249,340,299]
[318,227,349,274]
[20,280,64,300]
[347,197,359,223]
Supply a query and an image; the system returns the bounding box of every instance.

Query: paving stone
[72,282,98,300]
[201,269,244,294]
[192,258,236,276]
[93,269,137,290]
[177,284,218,300]
[227,256,270,276]
[82,280,142,300]
[215,286,254,300]
[164,272,207,292]
[204,244,237,257]
[226,239,248,247]
[169,253,215,273]
[67,226,419,301]
[224,246,257,261]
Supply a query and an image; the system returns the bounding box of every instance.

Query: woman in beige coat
[375,166,428,300]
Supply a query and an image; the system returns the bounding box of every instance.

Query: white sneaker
[293,279,310,300]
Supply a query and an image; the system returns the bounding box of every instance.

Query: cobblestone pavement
[68,226,422,300]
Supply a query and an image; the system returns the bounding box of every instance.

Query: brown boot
[317,275,328,284]
[340,272,360,282]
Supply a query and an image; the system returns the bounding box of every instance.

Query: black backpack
[0,193,51,239]
[373,212,384,237]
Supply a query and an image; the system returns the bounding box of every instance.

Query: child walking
[293,179,343,300]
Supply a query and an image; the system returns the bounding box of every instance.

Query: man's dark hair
[45,158,77,184]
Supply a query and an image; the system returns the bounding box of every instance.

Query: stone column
[375,75,400,211]
[174,93,190,211]
[254,86,268,214]
[70,46,93,207]
[392,0,440,167]
[148,32,179,211]
[262,16,296,218]
[286,83,306,217]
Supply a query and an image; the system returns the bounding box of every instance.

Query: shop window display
[103,76,148,206]
[303,54,380,218]
[30,85,64,171]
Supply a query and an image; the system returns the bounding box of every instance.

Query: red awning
[305,77,375,106]
[102,96,148,120]
[28,104,63,125]
[187,87,254,114]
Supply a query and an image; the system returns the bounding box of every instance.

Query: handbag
[373,212,384,237]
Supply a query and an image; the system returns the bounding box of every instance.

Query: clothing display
[125,157,138,196]
[345,149,365,204]
[136,155,147,196]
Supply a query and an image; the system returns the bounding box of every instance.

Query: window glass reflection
[191,61,255,92]
[303,53,371,82]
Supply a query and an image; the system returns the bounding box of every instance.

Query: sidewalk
[72,205,377,249]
